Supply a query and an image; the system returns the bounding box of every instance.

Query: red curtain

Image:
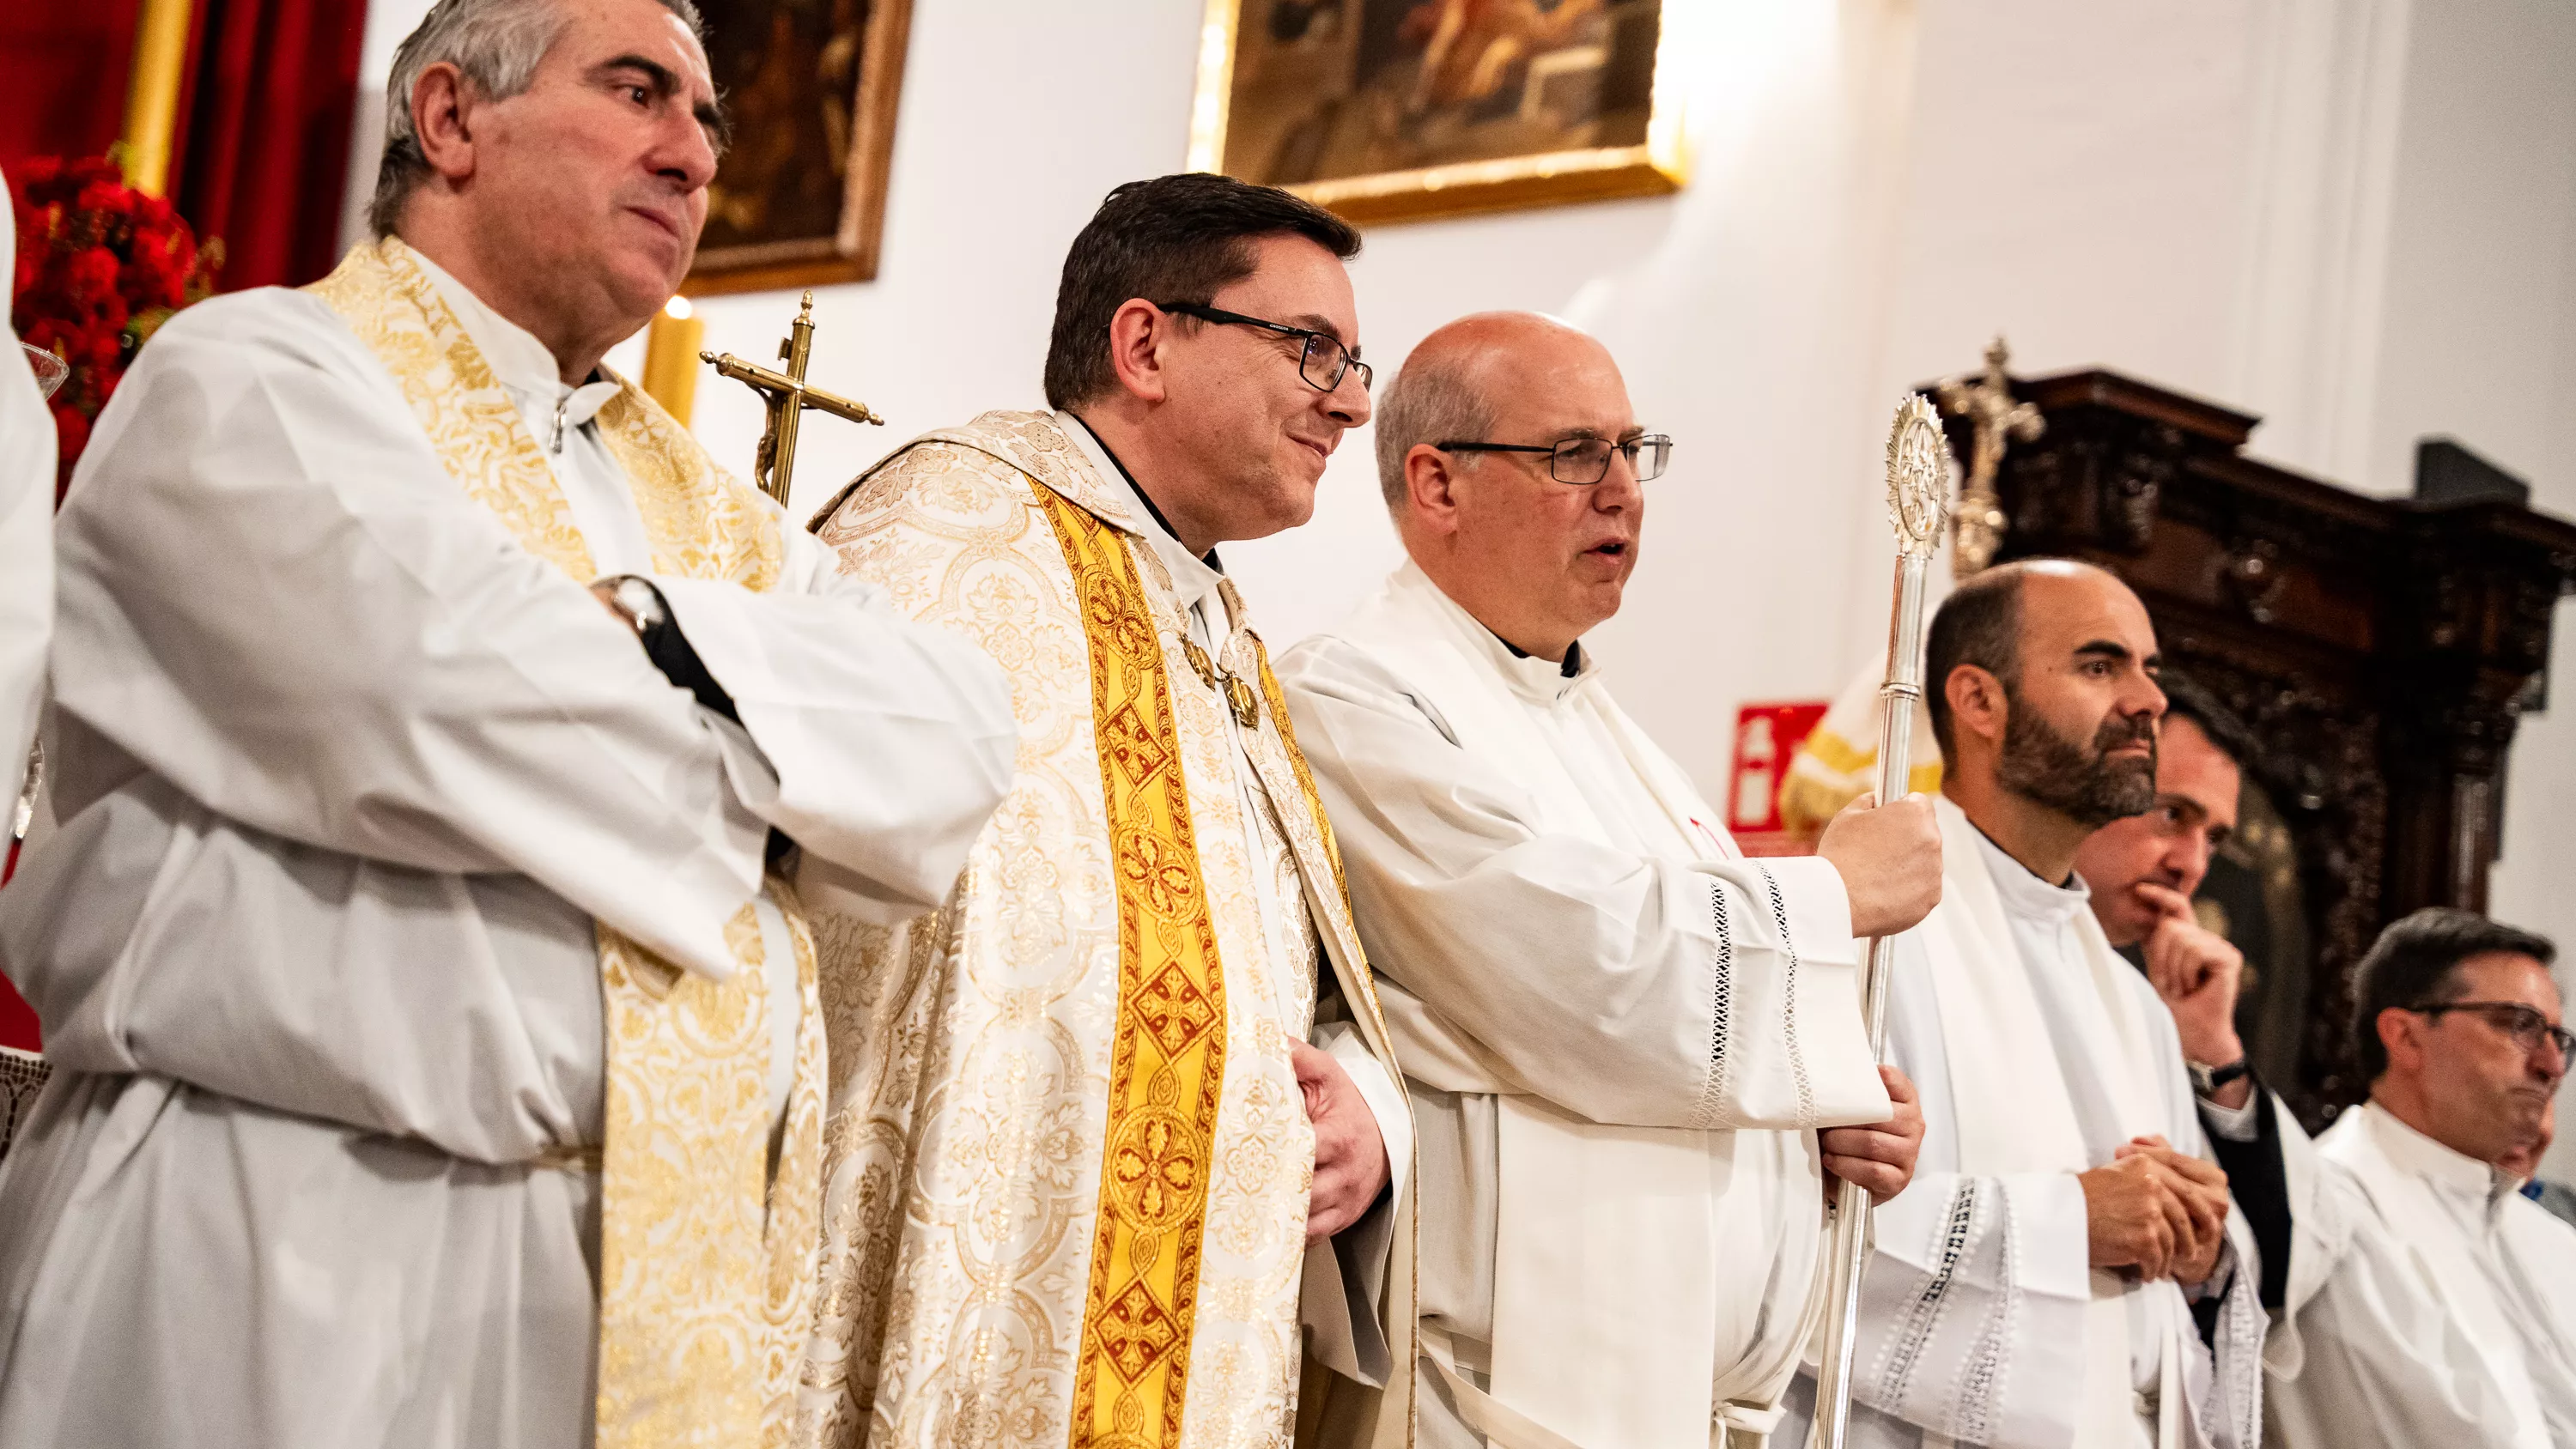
[170,0,370,289]
[1,0,367,292]
[0,4,148,177]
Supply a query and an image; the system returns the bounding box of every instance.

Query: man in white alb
[2264,906,2576,1447]
[1279,311,1931,1449]
[1777,558,2260,1449]
[0,1,1015,1444]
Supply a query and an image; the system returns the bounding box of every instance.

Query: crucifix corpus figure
[1936,335,2044,578]
[702,289,884,504]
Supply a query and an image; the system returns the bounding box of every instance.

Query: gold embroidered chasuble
[798,411,1415,1449]
[306,238,829,1449]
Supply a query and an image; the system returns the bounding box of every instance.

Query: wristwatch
[605,574,668,634]
[2187,1058,2251,1097]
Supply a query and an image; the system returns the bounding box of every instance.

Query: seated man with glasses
[1277,310,1933,1447]
[2265,906,2576,1447]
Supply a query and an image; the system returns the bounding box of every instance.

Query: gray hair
[1373,350,1494,513]
[367,0,704,238]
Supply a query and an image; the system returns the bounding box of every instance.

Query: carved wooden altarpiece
[1939,368,2576,1131]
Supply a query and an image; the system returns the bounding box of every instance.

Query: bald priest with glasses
[1277,312,1934,1449]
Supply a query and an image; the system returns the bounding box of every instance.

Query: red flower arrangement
[9,155,221,500]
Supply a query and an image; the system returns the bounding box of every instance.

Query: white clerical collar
[2363,1099,2513,1208]
[1057,409,1227,619]
[410,247,620,444]
[1390,558,1598,706]
[1967,819,2093,926]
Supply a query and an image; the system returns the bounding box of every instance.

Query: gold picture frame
[683,0,912,297]
[1185,0,1690,226]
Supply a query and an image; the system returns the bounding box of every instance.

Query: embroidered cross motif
[1095,1282,1183,1384]
[1103,703,1170,786]
[1136,963,1218,1057]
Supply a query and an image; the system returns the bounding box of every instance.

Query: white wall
[2364,0,2576,502]
[1876,0,2264,418]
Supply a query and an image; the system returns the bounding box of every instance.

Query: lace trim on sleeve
[1955,1182,2017,1443]
[1873,1177,1981,1411]
[2215,1238,2267,1446]
[1686,879,1735,1130]
[1754,864,1815,1127]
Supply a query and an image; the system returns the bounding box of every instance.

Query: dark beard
[1996,696,2158,828]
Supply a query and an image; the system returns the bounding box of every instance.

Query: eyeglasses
[2407,1000,2576,1070]
[1153,301,1371,394]
[1436,434,1674,485]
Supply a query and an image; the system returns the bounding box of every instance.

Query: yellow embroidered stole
[307,238,826,1449]
[1030,483,1232,1449]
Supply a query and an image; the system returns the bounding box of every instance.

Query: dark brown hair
[1042,173,1360,410]
[2154,668,2259,768]
[2351,907,2555,1081]
[1924,563,2028,761]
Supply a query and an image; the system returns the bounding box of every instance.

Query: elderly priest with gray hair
[0,0,1016,1445]
[1278,310,1932,1449]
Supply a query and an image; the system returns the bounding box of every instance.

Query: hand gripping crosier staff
[1807,394,1951,1449]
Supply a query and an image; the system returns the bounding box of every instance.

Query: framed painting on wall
[1185,0,1689,225]
[685,0,910,296]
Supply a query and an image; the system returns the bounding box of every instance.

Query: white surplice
[1278,561,1890,1449]
[2263,1100,2576,1448]
[0,163,54,802]
[1779,795,2264,1449]
[0,264,1015,1447]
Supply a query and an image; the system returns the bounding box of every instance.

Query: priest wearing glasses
[800,173,1414,1449]
[2264,907,2576,1448]
[1278,310,1932,1449]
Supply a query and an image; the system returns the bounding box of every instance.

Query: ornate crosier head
[1886,393,1949,558]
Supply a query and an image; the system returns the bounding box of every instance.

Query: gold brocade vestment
[797,412,1416,1449]
[307,238,829,1449]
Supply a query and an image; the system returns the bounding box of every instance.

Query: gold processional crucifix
[700,290,885,506]
[1935,335,2045,578]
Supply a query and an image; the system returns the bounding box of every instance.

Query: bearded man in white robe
[1778,559,2260,1449]
[797,173,1413,1449]
[2263,907,2576,1447]
[1276,311,1932,1449]
[0,1,1017,1444]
